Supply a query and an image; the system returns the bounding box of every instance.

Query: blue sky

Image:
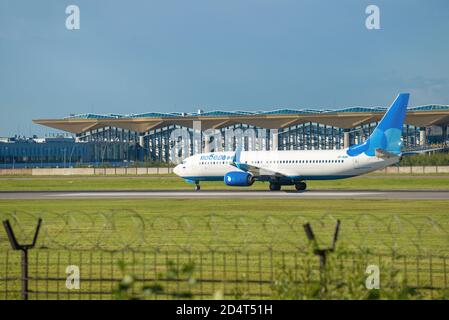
[1,0,449,136]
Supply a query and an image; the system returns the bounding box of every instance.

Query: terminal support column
[271,129,278,151]
[193,120,202,154]
[343,129,350,149]
[138,134,145,148]
[138,133,146,161]
[419,127,427,146]
[442,125,448,145]
[204,134,211,153]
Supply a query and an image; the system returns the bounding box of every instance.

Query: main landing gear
[269,183,281,191]
[269,181,307,191]
[194,183,201,191]
[295,182,307,191]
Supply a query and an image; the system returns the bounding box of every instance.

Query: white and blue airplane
[174,93,410,191]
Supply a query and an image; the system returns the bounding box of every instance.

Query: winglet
[233,146,242,164]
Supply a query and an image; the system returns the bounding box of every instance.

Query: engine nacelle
[224,171,255,187]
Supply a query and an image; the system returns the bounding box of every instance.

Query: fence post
[2,218,42,300]
[303,220,341,286]
[20,249,29,300]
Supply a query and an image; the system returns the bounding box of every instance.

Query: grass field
[1,198,448,253]
[1,198,449,299]
[1,173,449,191]
[1,173,449,299]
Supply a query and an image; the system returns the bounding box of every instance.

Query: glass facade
[0,139,141,168]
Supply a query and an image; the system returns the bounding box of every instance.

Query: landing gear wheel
[269,183,281,191]
[295,182,307,191]
[195,184,201,191]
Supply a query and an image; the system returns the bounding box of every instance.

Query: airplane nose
[173,164,181,176]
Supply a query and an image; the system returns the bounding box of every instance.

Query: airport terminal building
[1,104,449,167]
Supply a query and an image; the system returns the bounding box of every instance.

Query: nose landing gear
[194,183,201,191]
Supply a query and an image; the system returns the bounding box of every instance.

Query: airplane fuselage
[174,149,399,184]
[173,93,409,191]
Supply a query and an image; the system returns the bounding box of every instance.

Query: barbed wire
[0,211,448,256]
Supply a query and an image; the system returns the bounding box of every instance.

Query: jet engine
[224,171,255,186]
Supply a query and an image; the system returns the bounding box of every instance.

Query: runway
[1,190,448,200]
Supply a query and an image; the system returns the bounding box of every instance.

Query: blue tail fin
[347,93,409,157]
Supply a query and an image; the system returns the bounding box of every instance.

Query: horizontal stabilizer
[402,147,448,156]
[375,148,398,159]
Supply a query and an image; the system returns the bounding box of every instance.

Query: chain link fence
[1,211,448,299]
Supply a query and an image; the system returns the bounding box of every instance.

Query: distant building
[31,105,449,163]
[2,105,449,168]
[0,136,141,168]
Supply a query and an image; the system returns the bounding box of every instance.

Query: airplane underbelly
[287,164,357,178]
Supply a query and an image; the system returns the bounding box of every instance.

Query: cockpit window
[181,160,186,164]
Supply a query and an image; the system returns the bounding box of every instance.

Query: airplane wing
[232,162,285,177]
[230,147,287,177]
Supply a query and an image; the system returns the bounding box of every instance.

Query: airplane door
[353,157,362,169]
